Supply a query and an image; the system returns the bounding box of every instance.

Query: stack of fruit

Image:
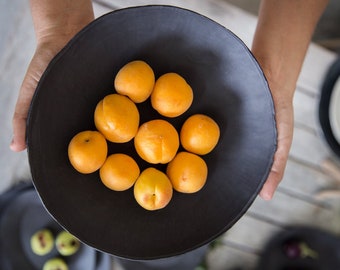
[30,229,80,270]
[68,60,220,210]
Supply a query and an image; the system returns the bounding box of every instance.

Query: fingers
[11,114,28,152]
[10,69,39,151]
[259,95,294,200]
[10,48,51,152]
[259,144,289,200]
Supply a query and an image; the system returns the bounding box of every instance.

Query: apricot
[134,119,179,164]
[94,94,140,143]
[151,73,193,117]
[166,151,208,193]
[100,153,140,191]
[114,60,155,103]
[180,114,220,155]
[68,130,108,174]
[134,168,173,210]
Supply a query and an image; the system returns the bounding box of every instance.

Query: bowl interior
[27,5,276,259]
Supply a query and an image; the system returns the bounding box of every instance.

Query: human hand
[10,42,67,151]
[251,0,328,199]
[259,80,294,200]
[10,0,94,152]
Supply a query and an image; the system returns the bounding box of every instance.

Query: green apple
[56,231,80,256]
[43,257,68,270]
[30,229,54,256]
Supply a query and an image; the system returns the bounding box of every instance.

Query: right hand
[10,0,94,152]
[10,42,66,152]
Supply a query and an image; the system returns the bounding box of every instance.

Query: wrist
[30,0,94,48]
[254,53,297,103]
[35,18,93,47]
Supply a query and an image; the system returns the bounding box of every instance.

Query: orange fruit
[68,130,108,174]
[166,151,208,193]
[134,167,173,210]
[99,153,140,191]
[114,60,155,103]
[94,94,139,143]
[134,119,179,164]
[180,114,220,155]
[151,73,193,117]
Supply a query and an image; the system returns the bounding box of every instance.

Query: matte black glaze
[27,6,276,260]
[319,57,340,158]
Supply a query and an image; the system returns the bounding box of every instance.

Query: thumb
[11,71,39,152]
[10,48,53,152]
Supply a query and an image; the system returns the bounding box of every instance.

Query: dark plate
[0,184,110,270]
[27,5,276,260]
[256,226,340,270]
[319,57,340,158]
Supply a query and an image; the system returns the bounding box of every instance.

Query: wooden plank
[293,88,319,131]
[290,126,331,167]
[298,44,337,95]
[248,191,340,234]
[279,159,335,199]
[320,157,340,183]
[221,214,281,253]
[315,157,340,201]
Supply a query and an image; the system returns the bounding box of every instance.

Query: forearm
[252,0,328,199]
[30,0,94,46]
[252,0,328,97]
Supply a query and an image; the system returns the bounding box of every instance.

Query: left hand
[259,79,294,200]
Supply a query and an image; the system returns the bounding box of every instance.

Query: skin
[252,0,329,199]
[10,0,94,152]
[10,0,328,200]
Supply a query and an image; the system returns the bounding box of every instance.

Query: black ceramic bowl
[27,5,276,260]
[319,57,340,158]
[255,226,340,270]
[0,183,111,270]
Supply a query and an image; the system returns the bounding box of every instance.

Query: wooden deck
[1,0,339,269]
